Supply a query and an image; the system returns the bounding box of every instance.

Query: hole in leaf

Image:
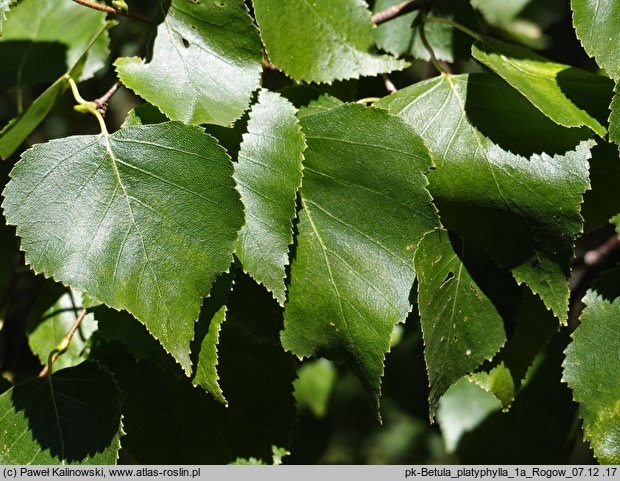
[181,38,190,48]
[439,271,454,288]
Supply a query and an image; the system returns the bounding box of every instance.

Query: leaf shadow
[555,67,614,128]
[0,41,68,91]
[464,73,592,157]
[10,362,120,463]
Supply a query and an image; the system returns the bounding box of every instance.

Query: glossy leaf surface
[472,37,612,137]
[378,73,593,321]
[282,104,438,410]
[116,0,262,126]
[414,229,506,416]
[234,90,305,304]
[252,0,408,83]
[571,0,620,79]
[3,122,243,373]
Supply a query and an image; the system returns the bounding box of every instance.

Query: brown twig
[262,58,277,71]
[371,0,439,25]
[38,308,88,377]
[94,81,121,116]
[72,0,151,23]
[584,234,620,266]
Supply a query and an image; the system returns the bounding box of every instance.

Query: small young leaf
[468,363,514,410]
[283,104,438,412]
[571,0,620,80]
[378,73,593,321]
[414,229,506,417]
[116,0,262,126]
[252,0,408,83]
[472,37,613,137]
[2,122,243,374]
[0,362,122,464]
[564,290,620,464]
[234,89,306,304]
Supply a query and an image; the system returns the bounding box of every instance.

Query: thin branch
[38,308,88,378]
[262,58,277,71]
[418,16,445,75]
[371,0,439,25]
[584,234,620,266]
[94,81,121,116]
[72,0,151,23]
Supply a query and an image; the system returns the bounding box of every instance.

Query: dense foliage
[0,0,619,465]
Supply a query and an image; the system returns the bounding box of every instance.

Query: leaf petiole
[424,16,483,41]
[65,76,109,136]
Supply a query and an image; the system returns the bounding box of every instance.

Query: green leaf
[0,0,108,89]
[190,272,234,404]
[27,287,98,372]
[0,20,113,160]
[282,104,438,411]
[2,122,243,374]
[294,359,338,418]
[116,0,262,126]
[234,89,305,304]
[414,229,506,416]
[377,73,593,321]
[0,362,122,464]
[252,0,408,83]
[436,377,502,453]
[564,290,620,464]
[373,0,477,62]
[472,37,613,137]
[571,0,620,80]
